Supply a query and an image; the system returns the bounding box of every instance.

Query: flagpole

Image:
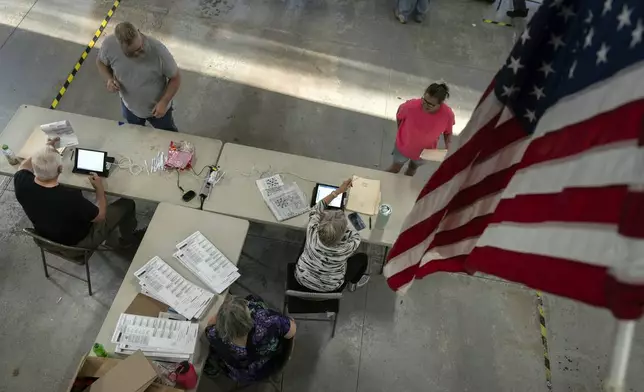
[604,320,636,392]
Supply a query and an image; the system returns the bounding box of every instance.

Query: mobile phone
[348,212,366,231]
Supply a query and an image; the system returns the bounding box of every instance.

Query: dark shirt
[14,170,98,245]
[206,295,291,382]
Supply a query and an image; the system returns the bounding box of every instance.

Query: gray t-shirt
[98,35,178,118]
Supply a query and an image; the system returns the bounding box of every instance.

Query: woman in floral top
[205,295,296,382]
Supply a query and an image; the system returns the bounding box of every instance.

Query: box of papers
[65,354,184,392]
[345,176,381,216]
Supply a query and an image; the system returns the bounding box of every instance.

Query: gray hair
[215,295,253,341]
[115,22,139,45]
[32,147,62,181]
[318,210,348,247]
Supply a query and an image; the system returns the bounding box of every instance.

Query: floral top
[205,295,292,382]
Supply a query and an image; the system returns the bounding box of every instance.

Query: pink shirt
[395,99,455,160]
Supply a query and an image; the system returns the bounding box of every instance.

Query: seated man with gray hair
[205,295,296,382]
[295,178,370,293]
[14,139,140,249]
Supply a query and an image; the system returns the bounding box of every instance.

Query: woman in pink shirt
[387,83,454,176]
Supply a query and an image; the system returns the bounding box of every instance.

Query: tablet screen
[77,149,105,172]
[316,184,343,208]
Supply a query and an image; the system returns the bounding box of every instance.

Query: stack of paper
[420,148,447,161]
[40,120,79,148]
[256,174,309,221]
[346,175,382,216]
[111,313,199,362]
[173,231,240,294]
[133,256,214,320]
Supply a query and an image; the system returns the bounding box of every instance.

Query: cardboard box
[67,352,183,392]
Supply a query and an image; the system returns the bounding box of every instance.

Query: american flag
[384,0,644,319]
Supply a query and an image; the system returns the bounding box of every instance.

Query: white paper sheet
[40,120,78,148]
[134,256,214,320]
[111,313,199,355]
[174,231,240,294]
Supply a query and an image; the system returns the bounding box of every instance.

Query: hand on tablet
[338,178,353,194]
[88,173,104,191]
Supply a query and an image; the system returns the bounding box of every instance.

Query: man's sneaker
[394,10,407,24]
[357,274,370,288]
[348,275,371,292]
[507,9,528,18]
[413,13,425,23]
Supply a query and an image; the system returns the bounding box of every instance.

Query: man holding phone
[14,138,142,250]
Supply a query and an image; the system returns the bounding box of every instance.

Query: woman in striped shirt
[295,178,370,292]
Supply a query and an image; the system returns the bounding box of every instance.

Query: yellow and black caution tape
[482,19,513,27]
[50,0,121,109]
[536,291,553,391]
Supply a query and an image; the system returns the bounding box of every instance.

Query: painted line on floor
[536,291,553,391]
[50,0,121,109]
[482,19,513,27]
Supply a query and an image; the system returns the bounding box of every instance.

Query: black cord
[191,164,211,176]
[176,170,185,193]
[199,195,206,210]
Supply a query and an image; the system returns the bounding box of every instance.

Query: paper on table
[174,231,240,294]
[40,120,78,148]
[111,313,199,355]
[346,175,381,216]
[134,256,214,320]
[420,148,447,161]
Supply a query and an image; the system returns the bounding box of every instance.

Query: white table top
[0,105,222,207]
[92,203,249,391]
[206,143,429,246]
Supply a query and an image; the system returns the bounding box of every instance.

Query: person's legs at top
[395,0,417,23]
[414,0,430,23]
[507,0,528,18]
[387,145,409,173]
[147,107,179,132]
[121,100,146,126]
[404,158,424,176]
[344,253,370,292]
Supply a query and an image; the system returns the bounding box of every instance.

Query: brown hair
[114,22,139,45]
[425,82,450,103]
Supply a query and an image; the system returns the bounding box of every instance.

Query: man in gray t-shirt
[96,22,181,132]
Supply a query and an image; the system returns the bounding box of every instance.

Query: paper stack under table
[111,313,199,362]
[133,256,214,320]
[173,231,240,294]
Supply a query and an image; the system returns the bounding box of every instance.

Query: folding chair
[23,228,112,296]
[283,263,343,338]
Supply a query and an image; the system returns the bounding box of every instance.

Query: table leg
[380,246,390,275]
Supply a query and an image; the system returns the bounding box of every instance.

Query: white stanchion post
[604,320,636,392]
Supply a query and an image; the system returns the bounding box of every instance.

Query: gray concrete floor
[0,0,643,391]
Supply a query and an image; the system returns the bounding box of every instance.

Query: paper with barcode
[174,231,239,294]
[134,256,214,320]
[111,313,199,354]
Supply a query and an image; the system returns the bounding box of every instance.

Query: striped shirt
[295,201,361,292]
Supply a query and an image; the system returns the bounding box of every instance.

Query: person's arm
[88,173,107,222]
[18,157,33,172]
[96,51,120,92]
[322,178,352,205]
[152,71,181,118]
[152,44,180,118]
[284,319,297,339]
[443,133,452,150]
[18,137,59,172]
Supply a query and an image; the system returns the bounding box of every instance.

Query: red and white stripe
[384,62,644,319]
